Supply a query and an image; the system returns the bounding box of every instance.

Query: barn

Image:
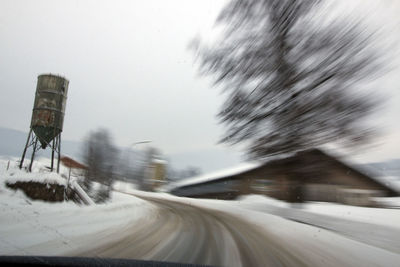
[169,149,399,206]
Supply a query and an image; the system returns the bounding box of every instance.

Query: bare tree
[82,128,118,202]
[191,0,383,160]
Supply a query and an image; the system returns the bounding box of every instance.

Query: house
[60,156,87,178]
[145,159,167,191]
[60,156,87,170]
[169,149,399,207]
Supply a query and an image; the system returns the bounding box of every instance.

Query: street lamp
[125,140,152,182]
[130,140,152,148]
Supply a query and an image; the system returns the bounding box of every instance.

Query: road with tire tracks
[77,195,306,267]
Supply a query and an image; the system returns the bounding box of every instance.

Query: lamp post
[130,140,152,147]
[125,140,152,183]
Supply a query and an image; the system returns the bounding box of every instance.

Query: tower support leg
[51,138,55,171]
[57,134,61,173]
[28,137,38,172]
[19,129,33,169]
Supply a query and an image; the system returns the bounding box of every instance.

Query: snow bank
[373,196,400,208]
[0,161,156,255]
[234,193,400,230]
[304,201,400,229]
[112,180,138,193]
[0,191,156,256]
[1,158,94,205]
[1,157,70,187]
[236,194,290,208]
[70,180,95,205]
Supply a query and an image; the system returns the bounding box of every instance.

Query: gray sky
[0,0,399,164]
[0,0,228,154]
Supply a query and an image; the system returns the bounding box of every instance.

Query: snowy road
[1,181,399,266]
[76,195,306,266]
[71,193,400,267]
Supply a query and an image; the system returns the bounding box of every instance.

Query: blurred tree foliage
[82,128,118,203]
[191,0,383,159]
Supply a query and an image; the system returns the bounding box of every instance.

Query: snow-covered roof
[167,161,264,191]
[167,148,400,195]
[373,176,400,194]
[327,151,400,194]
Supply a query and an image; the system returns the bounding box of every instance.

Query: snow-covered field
[236,194,400,230]
[0,189,155,255]
[304,200,400,228]
[1,157,400,266]
[0,158,156,255]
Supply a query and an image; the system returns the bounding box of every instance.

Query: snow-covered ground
[0,158,156,255]
[1,157,400,266]
[304,200,400,229]
[0,189,155,256]
[1,157,68,185]
[230,194,400,254]
[236,194,400,229]
[237,195,400,229]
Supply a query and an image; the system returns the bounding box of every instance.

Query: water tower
[19,74,69,173]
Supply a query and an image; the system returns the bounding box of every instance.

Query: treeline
[80,128,201,203]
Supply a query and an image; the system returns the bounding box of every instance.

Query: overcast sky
[0,0,399,164]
